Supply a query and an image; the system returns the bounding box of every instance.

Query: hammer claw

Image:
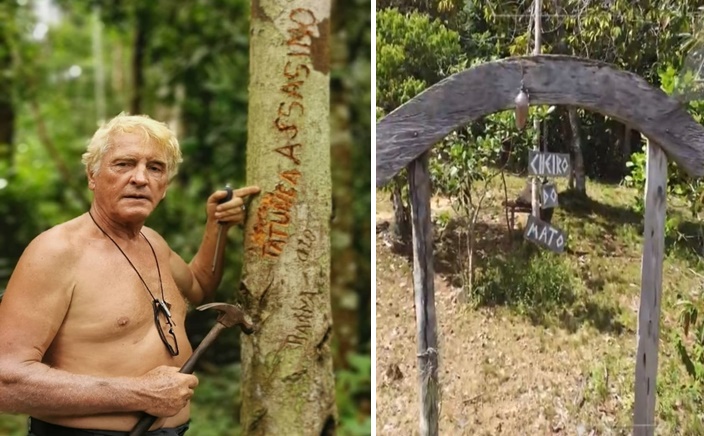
[196,302,255,333]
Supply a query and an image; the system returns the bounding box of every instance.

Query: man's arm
[0,232,197,417]
[170,185,260,306]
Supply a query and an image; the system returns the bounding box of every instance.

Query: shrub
[471,246,575,311]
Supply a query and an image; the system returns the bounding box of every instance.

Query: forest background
[0,0,371,435]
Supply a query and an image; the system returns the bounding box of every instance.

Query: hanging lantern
[515,88,529,130]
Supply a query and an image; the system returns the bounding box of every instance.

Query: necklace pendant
[157,299,173,320]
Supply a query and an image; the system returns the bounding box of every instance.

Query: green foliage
[623,143,704,262]
[675,297,704,389]
[376,8,464,113]
[472,248,574,310]
[0,413,24,436]
[376,0,464,17]
[335,351,372,435]
[188,365,243,436]
[623,146,647,214]
[625,64,704,221]
[429,105,552,204]
[433,209,453,235]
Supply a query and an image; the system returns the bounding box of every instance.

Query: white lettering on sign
[524,215,567,253]
[528,151,571,177]
[526,220,538,239]
[541,183,559,209]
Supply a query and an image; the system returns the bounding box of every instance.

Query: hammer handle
[128,415,159,436]
[180,322,225,374]
[128,323,226,436]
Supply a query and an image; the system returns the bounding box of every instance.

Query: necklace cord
[87,210,179,356]
[88,210,163,303]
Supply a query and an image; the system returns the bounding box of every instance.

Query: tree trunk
[391,175,411,241]
[568,106,586,195]
[623,124,633,167]
[241,2,336,435]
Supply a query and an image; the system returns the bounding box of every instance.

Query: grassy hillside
[376,174,704,435]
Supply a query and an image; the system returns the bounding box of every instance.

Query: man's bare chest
[58,250,187,343]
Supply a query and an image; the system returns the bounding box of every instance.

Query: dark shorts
[28,417,190,436]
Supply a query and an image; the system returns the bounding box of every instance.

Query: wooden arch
[376,55,704,436]
[377,54,704,186]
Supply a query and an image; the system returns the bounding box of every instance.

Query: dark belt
[28,417,190,436]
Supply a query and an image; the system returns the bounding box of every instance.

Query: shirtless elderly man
[0,113,260,435]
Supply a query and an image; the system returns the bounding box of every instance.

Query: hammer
[129,302,255,436]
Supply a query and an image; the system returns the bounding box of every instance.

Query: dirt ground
[374,182,704,435]
[376,237,618,435]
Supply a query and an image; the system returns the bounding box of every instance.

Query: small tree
[376,8,465,239]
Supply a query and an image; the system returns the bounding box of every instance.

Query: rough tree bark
[240,1,336,435]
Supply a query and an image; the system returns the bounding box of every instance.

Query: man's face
[88,132,169,224]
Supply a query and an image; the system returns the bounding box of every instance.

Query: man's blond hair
[82,113,183,179]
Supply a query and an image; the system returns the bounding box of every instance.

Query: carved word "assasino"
[273,8,317,166]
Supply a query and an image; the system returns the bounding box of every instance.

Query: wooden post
[633,140,667,435]
[408,152,439,436]
[531,0,542,217]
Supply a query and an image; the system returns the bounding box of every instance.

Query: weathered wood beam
[408,153,439,436]
[633,140,667,435]
[376,55,704,186]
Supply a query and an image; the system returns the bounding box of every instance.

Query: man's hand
[207,185,261,227]
[138,366,199,417]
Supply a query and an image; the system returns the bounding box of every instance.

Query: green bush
[376,8,464,113]
[335,351,372,436]
[472,247,575,310]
